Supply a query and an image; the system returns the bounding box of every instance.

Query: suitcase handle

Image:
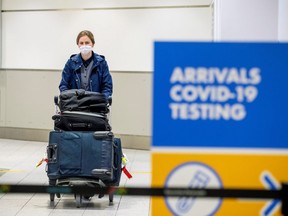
[93,131,114,139]
[69,123,92,129]
[54,96,59,105]
[91,169,111,178]
[47,144,57,163]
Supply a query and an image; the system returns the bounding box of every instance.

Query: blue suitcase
[46,130,122,206]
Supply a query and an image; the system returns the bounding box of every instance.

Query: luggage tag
[121,153,133,179]
[36,153,48,168]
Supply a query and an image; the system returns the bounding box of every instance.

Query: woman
[59,30,112,98]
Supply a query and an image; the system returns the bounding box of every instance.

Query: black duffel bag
[53,111,111,131]
[59,89,109,113]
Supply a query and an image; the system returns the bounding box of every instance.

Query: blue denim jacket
[59,52,113,98]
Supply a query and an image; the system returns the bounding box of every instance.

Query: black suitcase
[52,111,111,131]
[58,89,109,113]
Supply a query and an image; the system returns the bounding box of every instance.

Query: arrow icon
[260,171,280,216]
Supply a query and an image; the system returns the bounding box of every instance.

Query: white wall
[278,0,288,41]
[213,0,279,41]
[0,0,213,143]
[2,0,212,71]
[2,0,211,10]
[1,70,58,129]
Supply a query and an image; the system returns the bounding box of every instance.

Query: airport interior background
[0,0,288,215]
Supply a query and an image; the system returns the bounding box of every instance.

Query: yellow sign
[152,152,288,216]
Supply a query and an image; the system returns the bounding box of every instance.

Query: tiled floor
[0,138,151,216]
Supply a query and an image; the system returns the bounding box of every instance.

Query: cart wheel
[56,193,61,198]
[109,193,113,204]
[50,193,55,202]
[49,179,56,186]
[84,196,91,200]
[75,194,82,208]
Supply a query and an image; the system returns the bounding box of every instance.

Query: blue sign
[152,42,288,148]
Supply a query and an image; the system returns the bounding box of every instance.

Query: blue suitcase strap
[104,137,123,185]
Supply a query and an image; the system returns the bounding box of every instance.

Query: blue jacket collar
[70,52,104,68]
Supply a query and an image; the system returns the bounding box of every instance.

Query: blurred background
[0,0,287,149]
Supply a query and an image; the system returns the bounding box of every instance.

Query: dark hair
[76,30,95,45]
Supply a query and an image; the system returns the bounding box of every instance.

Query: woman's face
[78,35,94,48]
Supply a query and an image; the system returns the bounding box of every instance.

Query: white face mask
[79,45,93,55]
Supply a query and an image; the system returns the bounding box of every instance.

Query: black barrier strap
[1,184,288,215]
[0,184,283,199]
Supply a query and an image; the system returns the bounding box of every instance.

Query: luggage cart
[47,92,122,208]
[49,177,114,208]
